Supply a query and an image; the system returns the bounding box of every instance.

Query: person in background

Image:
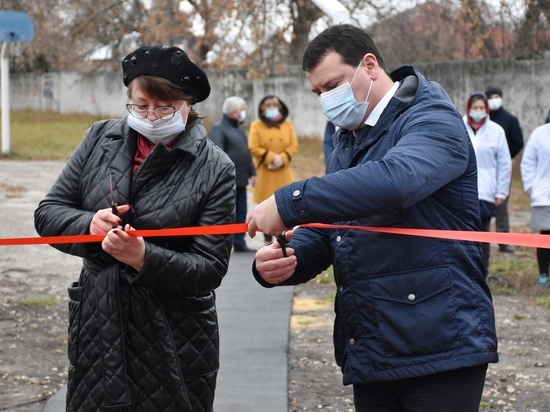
[210,96,257,252]
[247,24,497,412]
[34,45,235,411]
[324,120,336,167]
[485,85,524,253]
[248,95,298,245]
[521,118,550,288]
[463,92,512,274]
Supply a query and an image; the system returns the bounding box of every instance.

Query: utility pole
[0,11,34,155]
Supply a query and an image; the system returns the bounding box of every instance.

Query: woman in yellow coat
[249,95,299,244]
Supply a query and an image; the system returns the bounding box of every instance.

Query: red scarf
[133,134,175,173]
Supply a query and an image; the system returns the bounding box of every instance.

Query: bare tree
[453,0,498,59]
[289,0,324,64]
[4,0,550,74]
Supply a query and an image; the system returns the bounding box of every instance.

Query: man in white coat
[521,121,550,287]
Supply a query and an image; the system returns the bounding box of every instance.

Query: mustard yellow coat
[248,118,299,203]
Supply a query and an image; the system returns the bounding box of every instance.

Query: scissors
[276,231,288,257]
[109,174,118,216]
[109,174,121,230]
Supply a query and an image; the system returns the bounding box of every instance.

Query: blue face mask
[264,108,280,119]
[319,63,373,130]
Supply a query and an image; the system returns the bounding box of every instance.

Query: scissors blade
[109,174,118,216]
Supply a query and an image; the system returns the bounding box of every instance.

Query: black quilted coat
[34,117,235,411]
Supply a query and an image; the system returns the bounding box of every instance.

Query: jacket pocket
[165,297,220,376]
[370,266,460,357]
[67,281,82,367]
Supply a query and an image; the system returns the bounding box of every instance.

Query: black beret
[485,86,503,98]
[122,46,210,103]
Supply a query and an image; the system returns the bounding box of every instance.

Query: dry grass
[0,111,103,160]
[293,135,325,180]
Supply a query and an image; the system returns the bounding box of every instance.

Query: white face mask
[319,63,373,130]
[127,111,187,145]
[469,110,487,123]
[239,110,246,123]
[488,97,503,111]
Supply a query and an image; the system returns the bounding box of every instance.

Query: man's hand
[102,224,145,271]
[247,195,286,237]
[255,230,297,284]
[90,204,130,235]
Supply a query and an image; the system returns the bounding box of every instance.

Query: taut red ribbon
[0,223,249,246]
[0,222,548,248]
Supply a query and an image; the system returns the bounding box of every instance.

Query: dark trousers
[537,230,550,275]
[495,196,510,249]
[353,364,488,412]
[495,196,510,233]
[480,216,492,271]
[233,186,247,248]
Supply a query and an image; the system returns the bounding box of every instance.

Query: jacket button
[293,190,300,197]
[338,285,343,292]
[336,235,342,242]
[349,338,355,346]
[408,294,416,301]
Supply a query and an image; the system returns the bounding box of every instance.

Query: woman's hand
[268,154,284,170]
[90,204,130,235]
[102,224,145,271]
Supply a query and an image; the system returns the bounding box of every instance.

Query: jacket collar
[352,67,420,151]
[100,117,207,203]
[223,114,240,127]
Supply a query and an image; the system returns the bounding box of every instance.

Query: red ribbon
[0,222,548,248]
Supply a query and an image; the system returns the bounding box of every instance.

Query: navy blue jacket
[256,66,498,384]
[489,106,524,158]
[210,115,255,187]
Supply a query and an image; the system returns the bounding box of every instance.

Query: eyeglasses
[126,103,180,120]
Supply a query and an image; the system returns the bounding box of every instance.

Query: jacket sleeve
[495,128,512,200]
[520,130,538,195]
[508,116,524,158]
[129,159,236,297]
[248,122,273,167]
[208,123,226,150]
[34,122,108,259]
[275,101,471,227]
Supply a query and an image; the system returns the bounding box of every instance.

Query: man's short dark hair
[302,24,386,72]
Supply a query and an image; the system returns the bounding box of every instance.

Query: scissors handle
[276,232,288,257]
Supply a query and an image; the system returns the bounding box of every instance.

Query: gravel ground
[0,160,549,412]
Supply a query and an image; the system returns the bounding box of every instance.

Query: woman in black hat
[34,46,235,411]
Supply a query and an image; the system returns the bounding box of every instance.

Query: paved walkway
[42,237,294,412]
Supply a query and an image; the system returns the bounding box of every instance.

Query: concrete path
[42,237,294,412]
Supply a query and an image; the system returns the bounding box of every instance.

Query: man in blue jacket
[247,24,498,412]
